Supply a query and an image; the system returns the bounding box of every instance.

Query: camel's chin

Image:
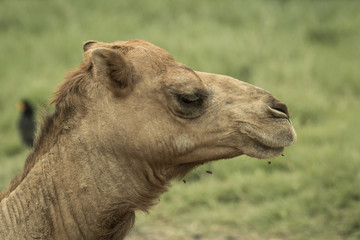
[246,146,284,159]
[257,146,284,159]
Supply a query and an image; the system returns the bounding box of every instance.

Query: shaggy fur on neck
[0,60,91,201]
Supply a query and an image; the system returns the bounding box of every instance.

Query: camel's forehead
[85,39,175,64]
[93,40,204,87]
[113,40,175,61]
[113,39,158,48]
[163,65,205,89]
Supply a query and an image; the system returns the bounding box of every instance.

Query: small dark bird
[17,100,36,147]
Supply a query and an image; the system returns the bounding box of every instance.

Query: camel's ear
[91,47,133,97]
[83,40,98,52]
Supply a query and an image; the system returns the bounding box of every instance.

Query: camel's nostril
[269,102,290,119]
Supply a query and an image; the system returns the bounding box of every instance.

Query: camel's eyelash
[170,91,207,108]
[178,94,203,105]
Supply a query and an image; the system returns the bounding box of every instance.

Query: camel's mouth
[238,122,296,159]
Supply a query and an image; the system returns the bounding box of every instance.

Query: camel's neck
[0,155,69,239]
[55,134,169,239]
[0,129,169,240]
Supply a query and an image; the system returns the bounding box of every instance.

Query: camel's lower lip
[246,138,285,159]
[258,139,285,150]
[259,141,284,153]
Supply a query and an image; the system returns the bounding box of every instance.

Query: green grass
[1,0,360,239]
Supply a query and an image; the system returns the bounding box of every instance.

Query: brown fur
[0,40,296,239]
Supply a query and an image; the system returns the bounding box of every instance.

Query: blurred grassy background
[1,0,359,239]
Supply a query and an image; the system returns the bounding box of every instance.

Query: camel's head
[63,40,296,177]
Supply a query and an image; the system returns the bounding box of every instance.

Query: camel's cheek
[174,134,195,155]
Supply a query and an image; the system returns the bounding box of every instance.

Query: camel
[0,40,296,239]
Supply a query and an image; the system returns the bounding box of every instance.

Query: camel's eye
[168,90,208,119]
[178,94,203,107]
